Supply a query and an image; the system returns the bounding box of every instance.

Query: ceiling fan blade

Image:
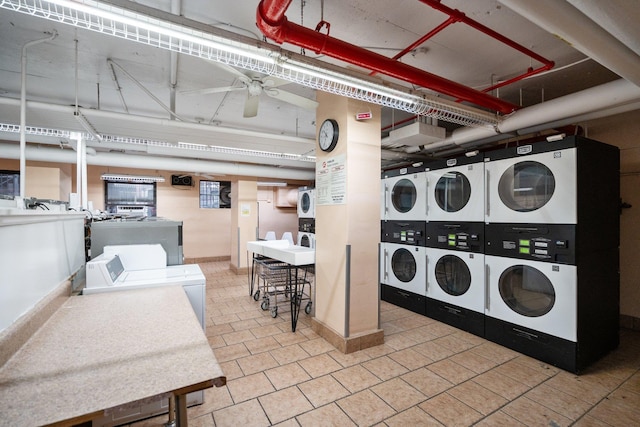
[205,60,254,80]
[261,76,292,89]
[243,94,260,118]
[181,86,245,96]
[264,88,319,110]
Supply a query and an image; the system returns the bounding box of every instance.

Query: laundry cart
[253,258,313,319]
[246,240,315,331]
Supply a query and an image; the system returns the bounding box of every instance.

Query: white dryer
[380,242,427,315]
[381,166,427,222]
[425,247,485,337]
[426,155,484,222]
[484,140,577,224]
[298,231,316,249]
[298,187,316,218]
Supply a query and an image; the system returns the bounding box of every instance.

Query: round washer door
[300,234,311,248]
[498,265,556,317]
[391,178,417,213]
[434,254,472,296]
[300,192,311,214]
[498,161,556,212]
[391,247,417,283]
[434,171,472,213]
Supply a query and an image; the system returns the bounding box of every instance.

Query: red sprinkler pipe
[419,0,555,93]
[256,0,520,114]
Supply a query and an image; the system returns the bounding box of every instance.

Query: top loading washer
[484,139,577,224]
[381,165,427,222]
[298,187,316,218]
[426,155,484,222]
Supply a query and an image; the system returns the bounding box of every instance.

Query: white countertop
[0,286,225,426]
[247,240,315,266]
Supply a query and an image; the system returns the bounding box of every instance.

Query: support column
[312,91,384,352]
[230,180,258,274]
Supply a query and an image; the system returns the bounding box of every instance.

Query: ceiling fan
[181,62,318,118]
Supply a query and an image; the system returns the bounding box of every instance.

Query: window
[0,170,19,197]
[104,181,157,216]
[200,180,231,209]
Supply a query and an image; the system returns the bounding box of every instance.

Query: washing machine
[426,154,484,222]
[298,231,316,249]
[298,187,316,219]
[380,242,427,315]
[381,165,427,222]
[424,221,485,336]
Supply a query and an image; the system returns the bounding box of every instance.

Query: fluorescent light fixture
[100,173,165,183]
[257,181,287,187]
[0,0,500,128]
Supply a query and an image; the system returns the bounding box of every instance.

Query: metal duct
[420,78,640,153]
[0,143,315,181]
[499,0,640,88]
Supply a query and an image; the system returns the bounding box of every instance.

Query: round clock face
[319,119,339,152]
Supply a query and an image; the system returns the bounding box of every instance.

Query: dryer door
[298,190,315,218]
[485,148,577,224]
[381,173,427,221]
[485,255,577,341]
[380,243,427,296]
[427,163,484,221]
[426,248,484,312]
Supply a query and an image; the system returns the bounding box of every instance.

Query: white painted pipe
[0,143,315,181]
[499,0,640,87]
[566,0,640,57]
[422,78,640,152]
[20,31,57,197]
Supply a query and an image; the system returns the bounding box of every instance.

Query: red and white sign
[355,111,373,120]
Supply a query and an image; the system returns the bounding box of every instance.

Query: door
[426,247,484,312]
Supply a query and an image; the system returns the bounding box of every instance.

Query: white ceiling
[0,0,636,178]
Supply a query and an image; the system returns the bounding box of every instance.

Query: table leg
[175,393,189,426]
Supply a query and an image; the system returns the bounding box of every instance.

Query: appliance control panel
[381,220,426,246]
[298,218,315,233]
[485,223,575,265]
[425,221,484,253]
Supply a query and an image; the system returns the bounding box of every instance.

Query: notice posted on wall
[316,154,347,205]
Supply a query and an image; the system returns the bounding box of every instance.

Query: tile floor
[131,261,640,427]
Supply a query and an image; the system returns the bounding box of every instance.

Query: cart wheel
[305,301,313,315]
[253,290,260,301]
[261,300,269,311]
[270,307,278,318]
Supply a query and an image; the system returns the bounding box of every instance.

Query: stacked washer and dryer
[483,136,620,373]
[379,135,620,373]
[424,154,486,336]
[380,165,428,315]
[297,186,316,248]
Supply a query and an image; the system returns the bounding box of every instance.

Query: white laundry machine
[297,186,316,219]
[298,231,316,249]
[484,255,579,370]
[84,254,206,329]
[84,252,207,425]
[426,227,485,337]
[426,154,484,222]
[484,136,619,226]
[380,242,427,315]
[381,165,428,222]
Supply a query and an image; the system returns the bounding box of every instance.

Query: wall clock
[318,118,339,152]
